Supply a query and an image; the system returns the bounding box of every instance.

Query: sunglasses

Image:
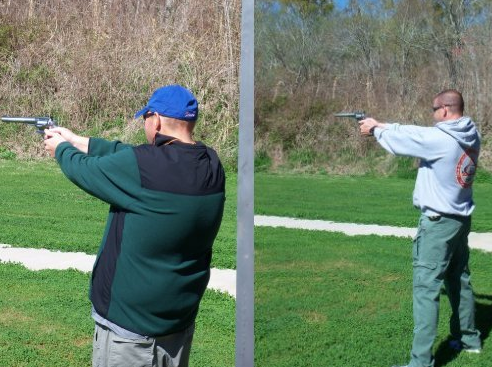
[143,112,155,120]
[432,104,455,112]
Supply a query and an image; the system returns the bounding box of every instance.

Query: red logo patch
[456,148,478,188]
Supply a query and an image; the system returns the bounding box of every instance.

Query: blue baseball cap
[134,85,199,122]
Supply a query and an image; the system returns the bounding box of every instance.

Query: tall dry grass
[0,0,240,167]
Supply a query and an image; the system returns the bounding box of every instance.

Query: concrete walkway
[1,215,491,300]
[254,215,492,253]
[0,244,237,298]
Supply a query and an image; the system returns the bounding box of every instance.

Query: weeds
[0,0,240,169]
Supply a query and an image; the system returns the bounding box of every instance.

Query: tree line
[255,0,492,174]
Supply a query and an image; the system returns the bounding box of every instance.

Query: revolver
[1,116,58,134]
[334,111,376,136]
[334,111,366,121]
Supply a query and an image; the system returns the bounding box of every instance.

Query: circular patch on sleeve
[456,148,478,188]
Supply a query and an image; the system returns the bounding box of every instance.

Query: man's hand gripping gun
[1,116,58,134]
[334,111,374,136]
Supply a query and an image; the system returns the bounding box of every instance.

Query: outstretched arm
[48,127,89,153]
[359,118,387,136]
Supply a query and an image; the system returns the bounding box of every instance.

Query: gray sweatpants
[92,323,195,367]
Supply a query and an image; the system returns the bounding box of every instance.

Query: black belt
[426,213,469,221]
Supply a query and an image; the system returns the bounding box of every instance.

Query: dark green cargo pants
[409,214,481,367]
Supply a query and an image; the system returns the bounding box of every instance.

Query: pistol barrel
[1,116,57,133]
[334,111,366,120]
[1,116,46,123]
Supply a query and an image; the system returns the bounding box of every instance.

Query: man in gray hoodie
[359,89,482,367]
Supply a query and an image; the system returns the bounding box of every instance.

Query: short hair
[434,89,464,114]
[160,115,196,132]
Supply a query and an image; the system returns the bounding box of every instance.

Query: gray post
[236,0,254,366]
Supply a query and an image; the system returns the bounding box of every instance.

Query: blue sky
[334,0,349,9]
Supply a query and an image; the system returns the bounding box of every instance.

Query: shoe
[449,340,481,354]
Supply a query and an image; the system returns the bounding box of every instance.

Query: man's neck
[158,130,194,144]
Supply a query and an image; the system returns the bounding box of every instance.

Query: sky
[334,0,350,9]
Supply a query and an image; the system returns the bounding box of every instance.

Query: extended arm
[44,128,89,155]
[49,127,89,153]
[359,118,387,136]
[360,118,446,160]
[54,142,140,209]
[45,127,132,157]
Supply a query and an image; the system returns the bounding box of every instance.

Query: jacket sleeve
[373,124,448,161]
[88,137,133,157]
[55,141,141,209]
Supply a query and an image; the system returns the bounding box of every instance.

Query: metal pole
[236,0,254,366]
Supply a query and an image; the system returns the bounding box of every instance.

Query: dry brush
[0,0,241,167]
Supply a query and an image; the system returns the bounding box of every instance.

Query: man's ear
[154,114,162,131]
[442,107,449,118]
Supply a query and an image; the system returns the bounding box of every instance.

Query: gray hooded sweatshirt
[373,117,480,217]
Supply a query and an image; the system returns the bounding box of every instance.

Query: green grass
[255,227,492,367]
[255,172,492,231]
[255,172,492,366]
[4,164,491,367]
[0,263,235,367]
[0,159,237,269]
[0,159,236,366]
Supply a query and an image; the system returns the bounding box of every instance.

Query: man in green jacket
[44,85,226,367]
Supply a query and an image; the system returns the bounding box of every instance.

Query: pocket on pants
[108,335,154,367]
[413,260,447,288]
[93,328,101,367]
[413,219,427,260]
[412,233,421,261]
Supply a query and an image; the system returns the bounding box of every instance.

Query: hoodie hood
[436,116,480,149]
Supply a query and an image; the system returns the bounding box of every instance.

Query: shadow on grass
[475,293,492,341]
[434,335,460,367]
[434,293,492,367]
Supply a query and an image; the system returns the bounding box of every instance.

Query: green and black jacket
[55,134,225,336]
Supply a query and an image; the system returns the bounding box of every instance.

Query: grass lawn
[3,162,491,366]
[0,159,236,366]
[0,263,235,367]
[0,159,237,269]
[255,227,492,367]
[255,172,492,232]
[255,172,492,367]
